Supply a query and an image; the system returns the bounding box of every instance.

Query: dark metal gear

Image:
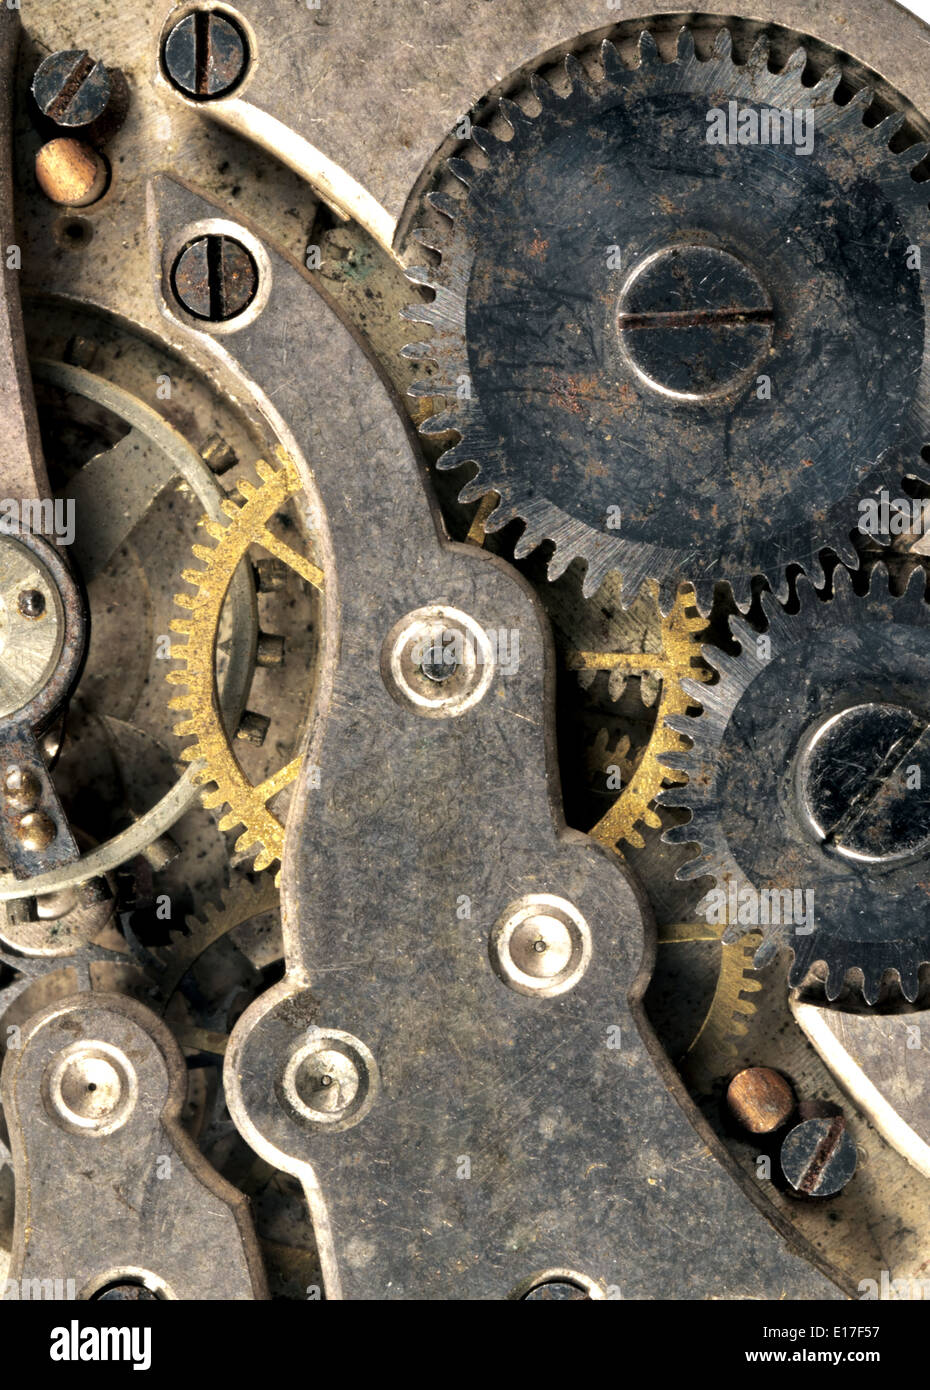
[404,28,930,612]
[658,565,930,1003]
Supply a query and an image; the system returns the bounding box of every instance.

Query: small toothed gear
[659,565,930,1003]
[167,450,324,873]
[573,581,709,850]
[404,27,930,611]
[141,874,280,1015]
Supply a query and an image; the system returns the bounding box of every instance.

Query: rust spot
[548,370,602,416]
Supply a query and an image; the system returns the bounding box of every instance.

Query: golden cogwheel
[167,449,324,873]
[569,581,708,852]
[655,920,763,1072]
[569,584,763,1063]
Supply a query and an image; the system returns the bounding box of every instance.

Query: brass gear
[572,581,708,851]
[167,450,324,873]
[655,919,763,1069]
[577,588,762,1062]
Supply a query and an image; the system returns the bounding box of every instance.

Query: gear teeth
[405,24,928,622]
[166,450,310,876]
[780,44,808,78]
[444,159,475,189]
[470,126,499,157]
[662,716,698,743]
[675,27,696,63]
[675,853,716,883]
[458,473,498,504]
[746,34,771,68]
[405,264,440,290]
[600,39,628,85]
[427,189,464,220]
[824,960,849,1001]
[899,962,921,1002]
[832,536,860,569]
[512,519,548,560]
[905,142,930,172]
[844,86,876,119]
[409,226,446,252]
[400,341,435,362]
[636,30,660,66]
[862,967,885,1005]
[546,541,577,583]
[728,615,759,653]
[712,27,733,60]
[564,53,589,94]
[421,410,459,435]
[875,110,909,144]
[408,378,446,399]
[530,71,561,107]
[810,66,844,103]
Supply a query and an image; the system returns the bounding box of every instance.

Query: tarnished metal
[162,11,248,101]
[161,0,930,255]
[727,1067,796,1135]
[0,9,52,502]
[406,33,930,611]
[1,992,268,1298]
[171,234,258,323]
[792,998,930,1182]
[32,49,111,128]
[660,566,930,1003]
[781,1114,858,1198]
[143,178,845,1299]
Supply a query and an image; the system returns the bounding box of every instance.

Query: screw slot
[172,234,258,322]
[163,10,250,100]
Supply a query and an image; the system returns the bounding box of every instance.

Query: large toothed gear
[167,451,324,874]
[658,565,930,1003]
[404,28,930,611]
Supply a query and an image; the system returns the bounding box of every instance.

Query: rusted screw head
[163,12,248,100]
[172,235,258,322]
[726,1066,795,1135]
[617,244,774,401]
[15,811,57,852]
[17,587,47,619]
[3,766,42,810]
[780,1114,858,1197]
[33,50,111,128]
